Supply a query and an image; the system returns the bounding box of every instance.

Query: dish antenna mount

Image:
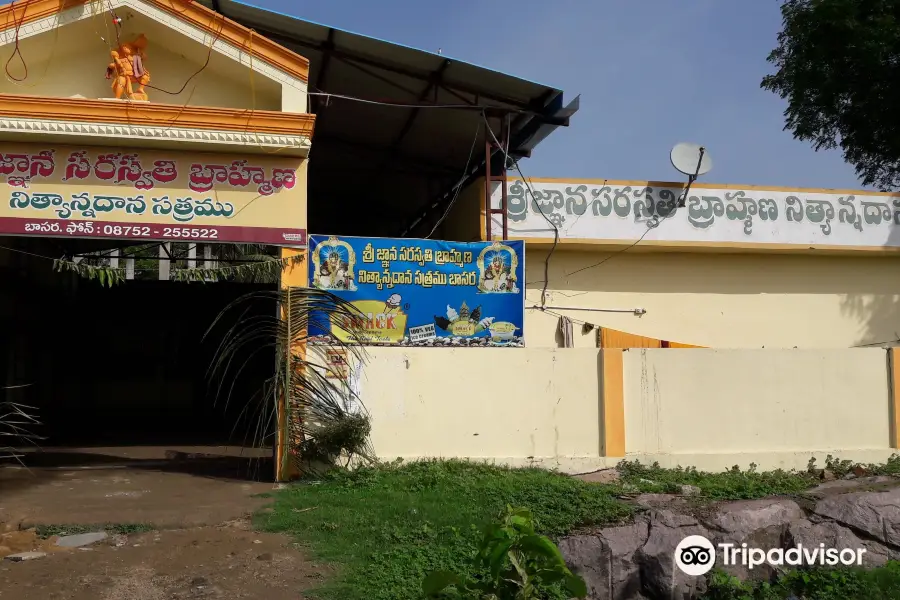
[670,143,712,207]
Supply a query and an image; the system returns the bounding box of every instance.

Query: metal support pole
[202,244,214,282]
[187,243,197,269]
[125,257,135,280]
[109,249,120,269]
[484,135,493,241]
[500,114,509,241]
[158,243,171,281]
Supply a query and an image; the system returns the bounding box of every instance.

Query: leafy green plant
[301,412,372,468]
[806,454,900,479]
[762,0,900,190]
[53,258,125,287]
[55,243,303,285]
[614,460,817,500]
[172,243,303,283]
[422,505,586,600]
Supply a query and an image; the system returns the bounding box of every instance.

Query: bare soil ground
[0,446,325,600]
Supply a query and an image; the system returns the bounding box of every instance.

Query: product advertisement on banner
[308,235,525,347]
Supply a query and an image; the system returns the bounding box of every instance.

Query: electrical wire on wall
[479,106,704,334]
[0,0,218,133]
[302,89,542,237]
[245,28,296,156]
[481,113,559,308]
[4,0,34,82]
[104,0,122,45]
[119,13,223,136]
[424,117,482,239]
[563,212,672,278]
[0,5,532,117]
[307,89,564,121]
[563,150,707,278]
[512,157,557,307]
[307,90,483,111]
[143,14,224,96]
[3,0,66,89]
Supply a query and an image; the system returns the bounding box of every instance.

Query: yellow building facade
[0,0,312,243]
[0,0,314,479]
[439,176,900,349]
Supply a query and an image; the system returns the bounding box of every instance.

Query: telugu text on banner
[307,235,525,347]
[0,142,307,245]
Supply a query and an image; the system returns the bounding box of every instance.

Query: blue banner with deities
[307,235,525,347]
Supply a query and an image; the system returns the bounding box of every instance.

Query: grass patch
[615,460,818,500]
[258,460,633,600]
[702,563,900,599]
[813,454,900,479]
[35,523,154,539]
[258,457,897,600]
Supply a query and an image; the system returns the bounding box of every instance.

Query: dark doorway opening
[1,238,278,478]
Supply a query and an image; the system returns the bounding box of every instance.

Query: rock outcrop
[560,477,900,600]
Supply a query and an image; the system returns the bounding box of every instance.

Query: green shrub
[615,460,816,500]
[422,505,586,599]
[701,562,900,600]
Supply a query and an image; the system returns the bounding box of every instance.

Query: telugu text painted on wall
[491,180,900,248]
[5,150,296,195]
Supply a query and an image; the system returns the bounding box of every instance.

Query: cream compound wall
[524,248,900,349]
[352,347,898,473]
[354,347,605,473]
[622,348,894,471]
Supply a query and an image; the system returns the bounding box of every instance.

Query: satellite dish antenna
[669,142,712,208]
[670,142,712,177]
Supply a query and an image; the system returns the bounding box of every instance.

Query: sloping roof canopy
[197,0,579,238]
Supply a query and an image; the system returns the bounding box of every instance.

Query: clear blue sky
[257,0,869,191]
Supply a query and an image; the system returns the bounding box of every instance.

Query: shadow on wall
[840,221,900,347]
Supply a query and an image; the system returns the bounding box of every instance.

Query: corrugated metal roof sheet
[196,0,578,237]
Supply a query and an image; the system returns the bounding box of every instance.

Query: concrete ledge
[371,449,899,475]
[371,455,622,474]
[621,450,899,473]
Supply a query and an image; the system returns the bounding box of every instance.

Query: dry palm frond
[0,386,43,462]
[205,287,371,478]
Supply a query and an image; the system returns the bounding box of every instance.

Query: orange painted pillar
[889,349,900,449]
[275,246,307,482]
[600,349,626,457]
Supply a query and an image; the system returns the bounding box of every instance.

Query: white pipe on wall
[529,305,647,316]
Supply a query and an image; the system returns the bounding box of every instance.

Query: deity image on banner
[476,242,519,293]
[312,236,358,291]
